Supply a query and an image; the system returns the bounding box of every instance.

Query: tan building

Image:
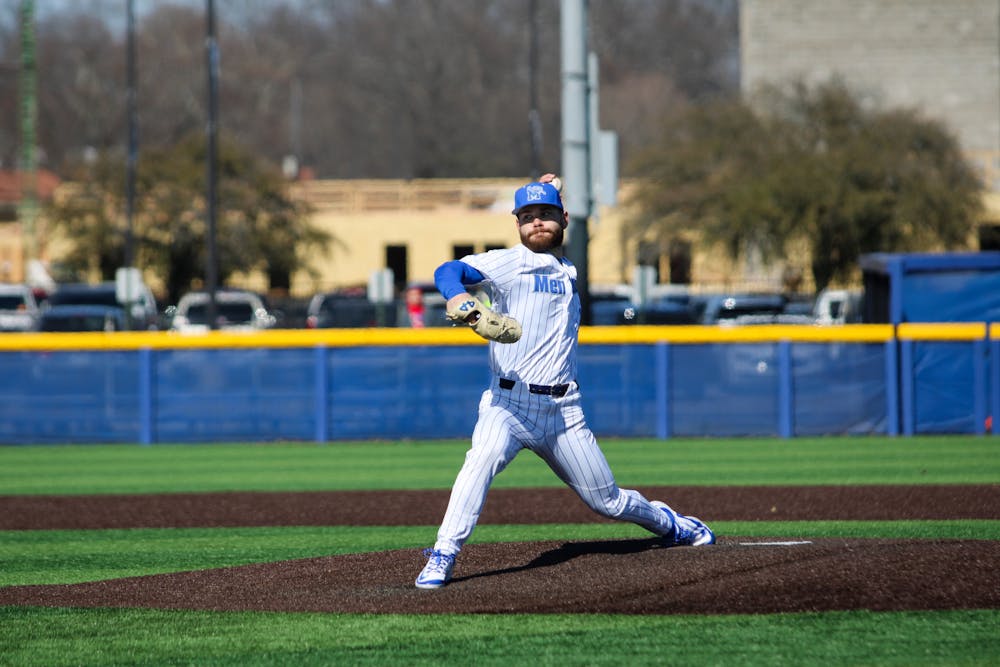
[12,174,1000,302]
[277,178,781,301]
[0,173,785,301]
[282,178,635,296]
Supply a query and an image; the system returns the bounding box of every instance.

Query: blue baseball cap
[511,182,564,215]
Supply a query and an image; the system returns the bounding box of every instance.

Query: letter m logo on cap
[512,181,564,214]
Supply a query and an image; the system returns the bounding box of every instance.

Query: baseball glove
[446,296,522,344]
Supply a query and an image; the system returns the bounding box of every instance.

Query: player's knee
[464,446,512,477]
[584,491,628,519]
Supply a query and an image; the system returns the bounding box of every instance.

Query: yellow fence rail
[0,322,994,352]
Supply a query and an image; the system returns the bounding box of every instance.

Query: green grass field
[2,436,999,666]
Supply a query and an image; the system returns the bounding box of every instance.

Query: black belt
[498,377,573,397]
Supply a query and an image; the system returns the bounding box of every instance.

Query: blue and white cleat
[415,548,456,589]
[652,500,716,547]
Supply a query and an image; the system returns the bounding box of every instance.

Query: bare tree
[592,0,739,171]
[35,12,124,169]
[0,4,19,169]
[135,6,207,149]
[0,0,739,179]
[324,0,547,178]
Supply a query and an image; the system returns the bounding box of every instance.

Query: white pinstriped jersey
[460,244,579,386]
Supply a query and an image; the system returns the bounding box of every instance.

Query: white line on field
[736,541,813,546]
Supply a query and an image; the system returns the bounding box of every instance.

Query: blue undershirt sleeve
[434,260,486,301]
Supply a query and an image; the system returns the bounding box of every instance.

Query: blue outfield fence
[0,323,993,444]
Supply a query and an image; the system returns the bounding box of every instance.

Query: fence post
[314,344,329,443]
[777,340,793,438]
[138,347,153,445]
[974,337,987,435]
[900,339,914,436]
[884,338,900,436]
[992,336,1000,438]
[655,341,670,439]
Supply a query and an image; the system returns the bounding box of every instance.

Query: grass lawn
[1,435,998,666]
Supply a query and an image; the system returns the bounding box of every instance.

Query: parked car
[782,298,816,320]
[0,283,41,332]
[37,304,127,332]
[699,294,789,325]
[306,290,398,328]
[616,296,701,325]
[46,281,159,330]
[589,294,633,325]
[170,290,277,333]
[813,288,863,324]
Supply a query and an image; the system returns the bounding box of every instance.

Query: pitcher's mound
[2,537,997,614]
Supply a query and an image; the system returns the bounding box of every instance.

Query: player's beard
[522,226,564,253]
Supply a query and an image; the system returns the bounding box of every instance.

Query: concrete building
[740,0,1000,189]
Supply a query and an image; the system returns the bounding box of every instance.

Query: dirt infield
[2,485,999,615]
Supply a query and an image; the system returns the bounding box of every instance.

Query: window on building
[452,244,474,260]
[978,224,1000,251]
[668,238,692,285]
[484,243,506,252]
[385,245,408,293]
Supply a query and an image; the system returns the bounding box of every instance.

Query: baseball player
[415,174,714,589]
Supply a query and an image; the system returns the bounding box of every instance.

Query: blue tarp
[0,336,987,443]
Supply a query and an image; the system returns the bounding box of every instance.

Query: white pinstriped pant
[433,377,674,555]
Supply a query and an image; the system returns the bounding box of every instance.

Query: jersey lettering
[533,274,567,295]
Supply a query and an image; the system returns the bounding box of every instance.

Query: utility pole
[205,0,220,328]
[125,0,137,269]
[528,0,542,180]
[560,0,592,324]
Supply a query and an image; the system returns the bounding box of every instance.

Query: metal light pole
[18,0,37,272]
[125,0,137,269]
[205,0,220,328]
[528,0,542,180]
[560,0,592,323]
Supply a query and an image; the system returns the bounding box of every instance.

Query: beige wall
[286,176,1000,298]
[0,232,23,283]
[3,176,922,299]
[285,178,636,297]
[13,176,1000,301]
[2,178,642,299]
[283,179,786,298]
